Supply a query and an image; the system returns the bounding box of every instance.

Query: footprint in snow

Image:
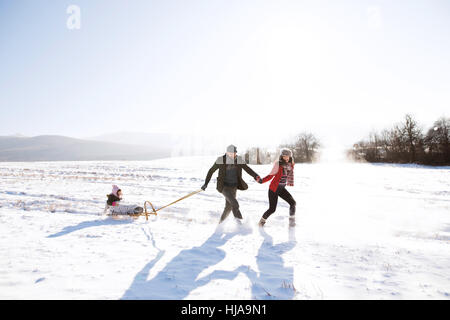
[35,277,45,284]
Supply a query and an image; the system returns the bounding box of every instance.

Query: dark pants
[220,186,242,222]
[262,186,296,219]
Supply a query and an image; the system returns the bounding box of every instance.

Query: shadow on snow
[47,217,133,238]
[122,226,297,300]
[122,226,250,299]
[197,227,297,299]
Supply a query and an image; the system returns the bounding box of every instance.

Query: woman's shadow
[197,227,297,299]
[121,226,251,299]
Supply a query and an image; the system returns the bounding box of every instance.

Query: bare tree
[283,132,321,163]
[364,131,381,162]
[400,114,423,163]
[424,117,450,165]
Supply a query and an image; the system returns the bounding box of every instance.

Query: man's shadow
[198,227,297,299]
[121,226,251,299]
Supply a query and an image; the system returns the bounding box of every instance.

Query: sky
[1,0,449,151]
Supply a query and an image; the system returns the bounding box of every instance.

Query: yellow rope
[143,189,203,221]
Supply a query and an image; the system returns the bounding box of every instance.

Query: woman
[104,185,143,215]
[258,149,296,227]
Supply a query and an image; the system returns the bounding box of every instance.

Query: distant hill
[86,131,175,149]
[0,135,170,161]
[87,131,255,156]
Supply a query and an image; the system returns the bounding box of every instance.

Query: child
[107,185,122,206]
[103,185,144,215]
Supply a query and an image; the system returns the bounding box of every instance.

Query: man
[201,145,261,223]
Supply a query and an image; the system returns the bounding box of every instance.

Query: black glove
[201,184,207,191]
[255,176,263,184]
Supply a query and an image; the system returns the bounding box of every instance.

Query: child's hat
[112,185,121,196]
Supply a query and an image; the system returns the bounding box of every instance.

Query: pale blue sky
[1,0,449,148]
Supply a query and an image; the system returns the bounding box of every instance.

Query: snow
[0,157,449,299]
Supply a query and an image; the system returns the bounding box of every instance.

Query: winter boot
[289,216,296,227]
[133,206,144,214]
[258,217,266,227]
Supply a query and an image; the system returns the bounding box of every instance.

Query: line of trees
[348,114,450,166]
[245,132,321,164]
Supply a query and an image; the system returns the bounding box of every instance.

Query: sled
[106,189,203,221]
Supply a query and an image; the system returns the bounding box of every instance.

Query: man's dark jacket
[203,154,259,193]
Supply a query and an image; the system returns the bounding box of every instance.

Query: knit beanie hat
[280,148,292,157]
[226,144,237,153]
[112,185,121,197]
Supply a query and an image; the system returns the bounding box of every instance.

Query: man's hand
[255,176,261,183]
[201,184,207,191]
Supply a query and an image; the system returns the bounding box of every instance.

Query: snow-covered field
[0,156,449,299]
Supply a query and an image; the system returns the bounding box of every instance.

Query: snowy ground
[0,156,449,299]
